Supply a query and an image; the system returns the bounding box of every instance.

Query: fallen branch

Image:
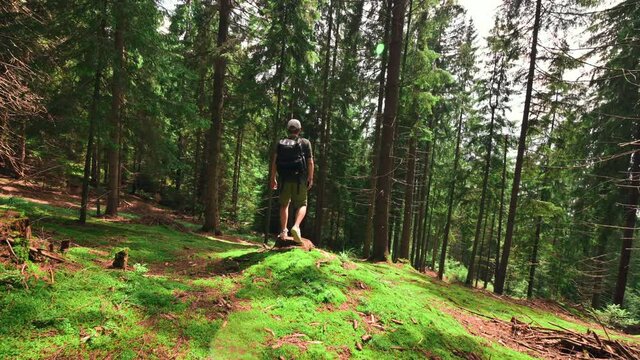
[4,238,17,260]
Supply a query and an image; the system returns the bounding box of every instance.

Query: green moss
[2,196,634,359]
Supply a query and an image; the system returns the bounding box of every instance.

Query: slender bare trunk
[364,4,390,256]
[438,110,463,279]
[495,0,542,294]
[613,124,640,305]
[371,0,406,261]
[231,125,244,222]
[202,0,231,234]
[105,0,126,217]
[399,136,417,259]
[80,66,103,224]
[264,4,288,243]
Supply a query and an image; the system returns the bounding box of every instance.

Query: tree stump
[60,240,70,252]
[1,210,32,263]
[273,236,315,251]
[0,210,32,241]
[112,248,128,269]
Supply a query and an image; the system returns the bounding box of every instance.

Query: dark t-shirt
[297,137,313,160]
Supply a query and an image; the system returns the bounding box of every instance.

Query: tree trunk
[79,9,106,221]
[466,76,499,285]
[105,0,126,217]
[484,202,497,289]
[419,138,437,270]
[399,136,417,259]
[413,122,435,268]
[313,0,338,246]
[527,215,542,298]
[591,226,610,308]
[527,95,557,298]
[231,124,244,222]
[495,134,508,283]
[494,0,542,295]
[411,160,423,265]
[371,0,406,261]
[192,130,202,215]
[364,2,390,257]
[613,125,640,305]
[438,110,463,279]
[80,67,102,224]
[19,119,26,177]
[202,0,231,234]
[263,4,288,243]
[475,198,490,287]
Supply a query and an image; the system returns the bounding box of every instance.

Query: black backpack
[276,138,306,181]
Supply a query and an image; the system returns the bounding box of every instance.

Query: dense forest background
[2,0,640,320]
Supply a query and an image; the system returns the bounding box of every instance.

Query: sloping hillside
[1,193,638,359]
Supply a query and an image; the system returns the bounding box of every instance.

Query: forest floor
[1,177,639,359]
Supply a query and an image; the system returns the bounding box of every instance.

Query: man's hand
[270,178,278,190]
[307,178,314,190]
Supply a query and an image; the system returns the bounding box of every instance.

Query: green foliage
[4,197,639,359]
[591,305,639,330]
[0,265,24,290]
[11,237,29,264]
[132,263,149,275]
[444,258,468,284]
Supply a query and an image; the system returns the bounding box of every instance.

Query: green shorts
[279,180,308,207]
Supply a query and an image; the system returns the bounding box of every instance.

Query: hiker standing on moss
[270,119,314,243]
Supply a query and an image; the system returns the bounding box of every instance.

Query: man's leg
[280,203,290,235]
[293,205,307,228]
[290,183,308,243]
[278,182,292,239]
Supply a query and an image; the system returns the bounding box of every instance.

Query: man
[270,119,314,244]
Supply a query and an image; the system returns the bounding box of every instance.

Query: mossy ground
[0,196,635,359]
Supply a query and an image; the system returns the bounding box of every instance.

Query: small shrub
[134,172,160,194]
[338,248,357,263]
[591,304,639,329]
[132,263,149,275]
[0,267,24,289]
[11,237,30,264]
[444,259,468,284]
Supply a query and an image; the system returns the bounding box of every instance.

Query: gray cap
[287,119,302,130]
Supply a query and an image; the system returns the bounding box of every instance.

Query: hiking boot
[290,226,303,244]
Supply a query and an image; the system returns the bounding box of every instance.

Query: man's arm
[307,157,315,190]
[270,151,278,190]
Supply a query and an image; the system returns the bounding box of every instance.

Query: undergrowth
[1,196,636,359]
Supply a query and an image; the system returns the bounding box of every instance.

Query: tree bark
[419,147,436,271]
[371,0,406,261]
[438,110,463,279]
[231,124,244,222]
[105,0,126,217]
[484,202,497,289]
[494,0,542,294]
[527,94,557,298]
[613,124,640,305]
[313,0,338,246]
[80,66,102,224]
[399,136,417,259]
[263,3,288,243]
[466,62,500,285]
[364,0,390,258]
[202,0,231,233]
[527,214,542,298]
[495,134,508,283]
[475,198,490,288]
